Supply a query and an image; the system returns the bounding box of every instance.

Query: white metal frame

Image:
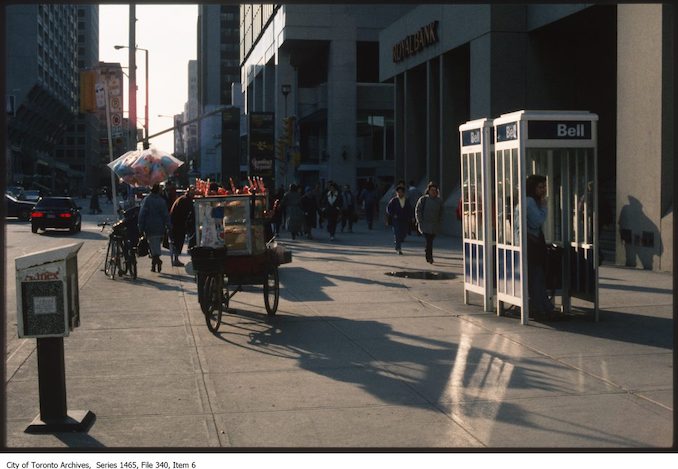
[493,110,599,324]
[458,118,494,312]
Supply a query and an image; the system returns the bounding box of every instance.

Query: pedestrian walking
[315,183,325,228]
[89,190,102,214]
[138,183,171,273]
[340,184,356,233]
[301,186,318,239]
[525,174,557,319]
[358,181,377,229]
[322,182,343,240]
[415,182,445,264]
[281,184,304,240]
[270,198,283,237]
[169,185,195,267]
[386,184,413,255]
[162,180,178,211]
[407,180,423,235]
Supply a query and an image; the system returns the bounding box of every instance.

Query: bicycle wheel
[263,267,279,316]
[117,239,128,276]
[204,273,223,332]
[104,238,113,277]
[128,248,137,280]
[106,239,118,280]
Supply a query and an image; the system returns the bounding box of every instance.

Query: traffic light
[282,116,295,145]
[142,140,150,150]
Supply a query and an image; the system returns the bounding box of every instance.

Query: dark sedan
[5,193,36,221]
[31,197,82,233]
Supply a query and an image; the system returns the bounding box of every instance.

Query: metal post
[129,5,137,151]
[103,84,118,216]
[144,49,149,149]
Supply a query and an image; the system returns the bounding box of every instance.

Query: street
[5,200,113,382]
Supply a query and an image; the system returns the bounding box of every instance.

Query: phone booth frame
[459,118,494,312]
[492,110,599,325]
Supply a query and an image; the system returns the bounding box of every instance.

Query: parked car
[5,193,36,221]
[31,197,82,233]
[6,186,26,200]
[23,190,42,202]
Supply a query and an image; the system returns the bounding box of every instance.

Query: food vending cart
[189,192,291,332]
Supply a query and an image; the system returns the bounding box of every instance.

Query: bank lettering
[392,21,439,63]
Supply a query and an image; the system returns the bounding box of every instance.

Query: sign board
[461,128,482,147]
[107,76,121,97]
[110,96,122,113]
[527,120,592,140]
[248,112,275,178]
[95,82,106,109]
[111,113,122,126]
[496,122,519,142]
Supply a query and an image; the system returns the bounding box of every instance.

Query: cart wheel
[204,273,223,332]
[263,267,279,316]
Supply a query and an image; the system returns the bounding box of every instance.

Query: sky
[99,4,198,153]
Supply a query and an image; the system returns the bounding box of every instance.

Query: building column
[275,47,296,187]
[394,73,405,181]
[427,58,440,187]
[326,7,357,186]
[404,65,426,185]
[616,4,673,271]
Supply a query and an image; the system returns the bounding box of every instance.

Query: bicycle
[98,220,138,280]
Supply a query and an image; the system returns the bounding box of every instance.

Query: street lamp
[115,45,149,149]
[281,84,291,117]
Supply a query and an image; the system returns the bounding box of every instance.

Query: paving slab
[216,404,484,448]
[444,393,673,448]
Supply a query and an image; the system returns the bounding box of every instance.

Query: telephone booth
[459,118,494,312]
[492,110,599,324]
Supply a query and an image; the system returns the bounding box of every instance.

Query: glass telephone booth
[459,118,494,312]
[492,110,599,324]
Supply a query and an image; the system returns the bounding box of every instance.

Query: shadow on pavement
[205,309,638,446]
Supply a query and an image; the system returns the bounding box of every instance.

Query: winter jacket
[138,192,170,237]
[415,195,444,235]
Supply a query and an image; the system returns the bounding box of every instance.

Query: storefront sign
[527,120,592,140]
[496,122,519,142]
[392,21,439,63]
[249,112,275,178]
[461,129,482,147]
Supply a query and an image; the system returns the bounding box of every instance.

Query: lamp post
[115,45,149,149]
[281,84,291,117]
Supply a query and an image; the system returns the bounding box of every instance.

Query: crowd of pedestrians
[268,179,446,264]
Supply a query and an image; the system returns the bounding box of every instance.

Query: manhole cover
[385,271,456,280]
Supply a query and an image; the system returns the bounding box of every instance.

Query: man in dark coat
[169,185,195,267]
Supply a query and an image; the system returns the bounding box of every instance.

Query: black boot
[151,256,157,272]
[156,257,162,273]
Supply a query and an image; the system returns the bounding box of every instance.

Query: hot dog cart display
[189,189,291,333]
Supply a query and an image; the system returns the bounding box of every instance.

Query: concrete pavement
[4,213,674,448]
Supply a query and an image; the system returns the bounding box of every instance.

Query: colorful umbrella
[108,149,183,187]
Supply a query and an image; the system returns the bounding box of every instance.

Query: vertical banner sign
[221,107,241,186]
[249,112,275,178]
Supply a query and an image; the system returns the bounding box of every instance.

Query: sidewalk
[4,222,673,448]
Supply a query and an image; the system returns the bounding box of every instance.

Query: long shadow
[598,283,673,296]
[206,309,645,447]
[53,425,107,448]
[525,308,673,350]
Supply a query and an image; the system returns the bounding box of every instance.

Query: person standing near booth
[169,185,195,267]
[415,182,444,264]
[386,184,413,255]
[138,183,171,273]
[525,174,556,318]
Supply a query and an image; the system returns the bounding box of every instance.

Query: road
[4,202,115,383]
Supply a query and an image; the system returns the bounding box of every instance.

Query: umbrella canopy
[108,149,183,187]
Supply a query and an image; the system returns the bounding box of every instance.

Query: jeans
[424,233,436,261]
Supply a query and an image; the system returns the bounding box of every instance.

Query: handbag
[137,235,149,257]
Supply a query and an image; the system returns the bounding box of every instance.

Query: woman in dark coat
[281,184,304,240]
[386,184,413,255]
[322,183,343,240]
[301,186,318,239]
[138,183,171,273]
[169,186,195,266]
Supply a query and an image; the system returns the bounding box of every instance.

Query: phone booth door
[459,119,494,312]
